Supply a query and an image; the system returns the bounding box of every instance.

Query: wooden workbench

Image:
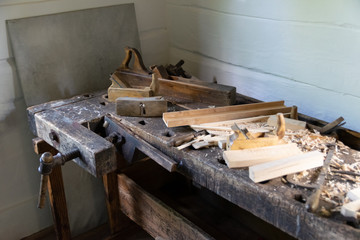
[28,90,360,240]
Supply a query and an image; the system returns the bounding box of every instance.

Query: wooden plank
[223,143,301,168]
[164,101,285,119]
[229,136,285,150]
[116,71,236,106]
[267,115,306,131]
[191,115,270,129]
[117,174,214,240]
[164,106,292,127]
[249,151,324,183]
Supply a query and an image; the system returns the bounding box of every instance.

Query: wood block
[223,143,301,168]
[341,199,360,218]
[249,151,324,183]
[229,136,284,150]
[267,115,306,131]
[116,97,167,117]
[347,188,360,201]
[117,174,213,240]
[108,86,152,102]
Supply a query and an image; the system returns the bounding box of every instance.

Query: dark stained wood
[48,166,72,240]
[33,109,116,177]
[28,91,360,240]
[103,172,122,235]
[117,173,214,240]
[32,138,71,240]
[109,114,360,240]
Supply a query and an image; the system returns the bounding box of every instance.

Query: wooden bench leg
[103,172,122,235]
[33,138,71,240]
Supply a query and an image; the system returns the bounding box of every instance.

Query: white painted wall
[166,0,360,132]
[0,0,167,239]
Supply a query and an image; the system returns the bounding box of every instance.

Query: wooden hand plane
[108,47,159,101]
[108,47,237,106]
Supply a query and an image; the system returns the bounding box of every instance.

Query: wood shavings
[279,127,360,209]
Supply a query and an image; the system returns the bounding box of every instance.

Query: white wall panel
[167,1,360,132]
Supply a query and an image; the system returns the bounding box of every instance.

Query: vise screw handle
[37,149,80,209]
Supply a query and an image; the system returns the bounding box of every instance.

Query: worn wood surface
[32,138,71,240]
[117,173,214,240]
[103,172,122,235]
[27,91,360,240]
[110,114,360,240]
[115,96,167,117]
[33,109,116,177]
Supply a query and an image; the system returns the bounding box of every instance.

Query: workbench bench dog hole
[294,194,306,203]
[83,94,93,98]
[162,131,175,138]
[138,120,147,125]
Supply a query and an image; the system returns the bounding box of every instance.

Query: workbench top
[27,90,360,240]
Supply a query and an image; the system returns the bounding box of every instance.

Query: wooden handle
[118,47,150,75]
[37,174,49,208]
[277,113,286,139]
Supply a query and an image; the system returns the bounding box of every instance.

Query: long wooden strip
[117,174,213,240]
[164,101,285,119]
[164,106,292,127]
[223,143,301,168]
[249,151,324,183]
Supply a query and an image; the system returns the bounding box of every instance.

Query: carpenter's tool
[116,96,167,117]
[165,60,192,78]
[37,150,80,208]
[109,47,236,106]
[227,113,286,150]
[305,144,335,213]
[108,47,160,101]
[168,130,207,147]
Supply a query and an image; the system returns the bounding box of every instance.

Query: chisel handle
[37,174,49,209]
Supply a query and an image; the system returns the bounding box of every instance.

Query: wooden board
[249,151,324,183]
[7,4,141,106]
[108,87,152,101]
[223,143,301,168]
[267,115,306,131]
[117,174,214,240]
[163,101,292,127]
[229,136,285,150]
